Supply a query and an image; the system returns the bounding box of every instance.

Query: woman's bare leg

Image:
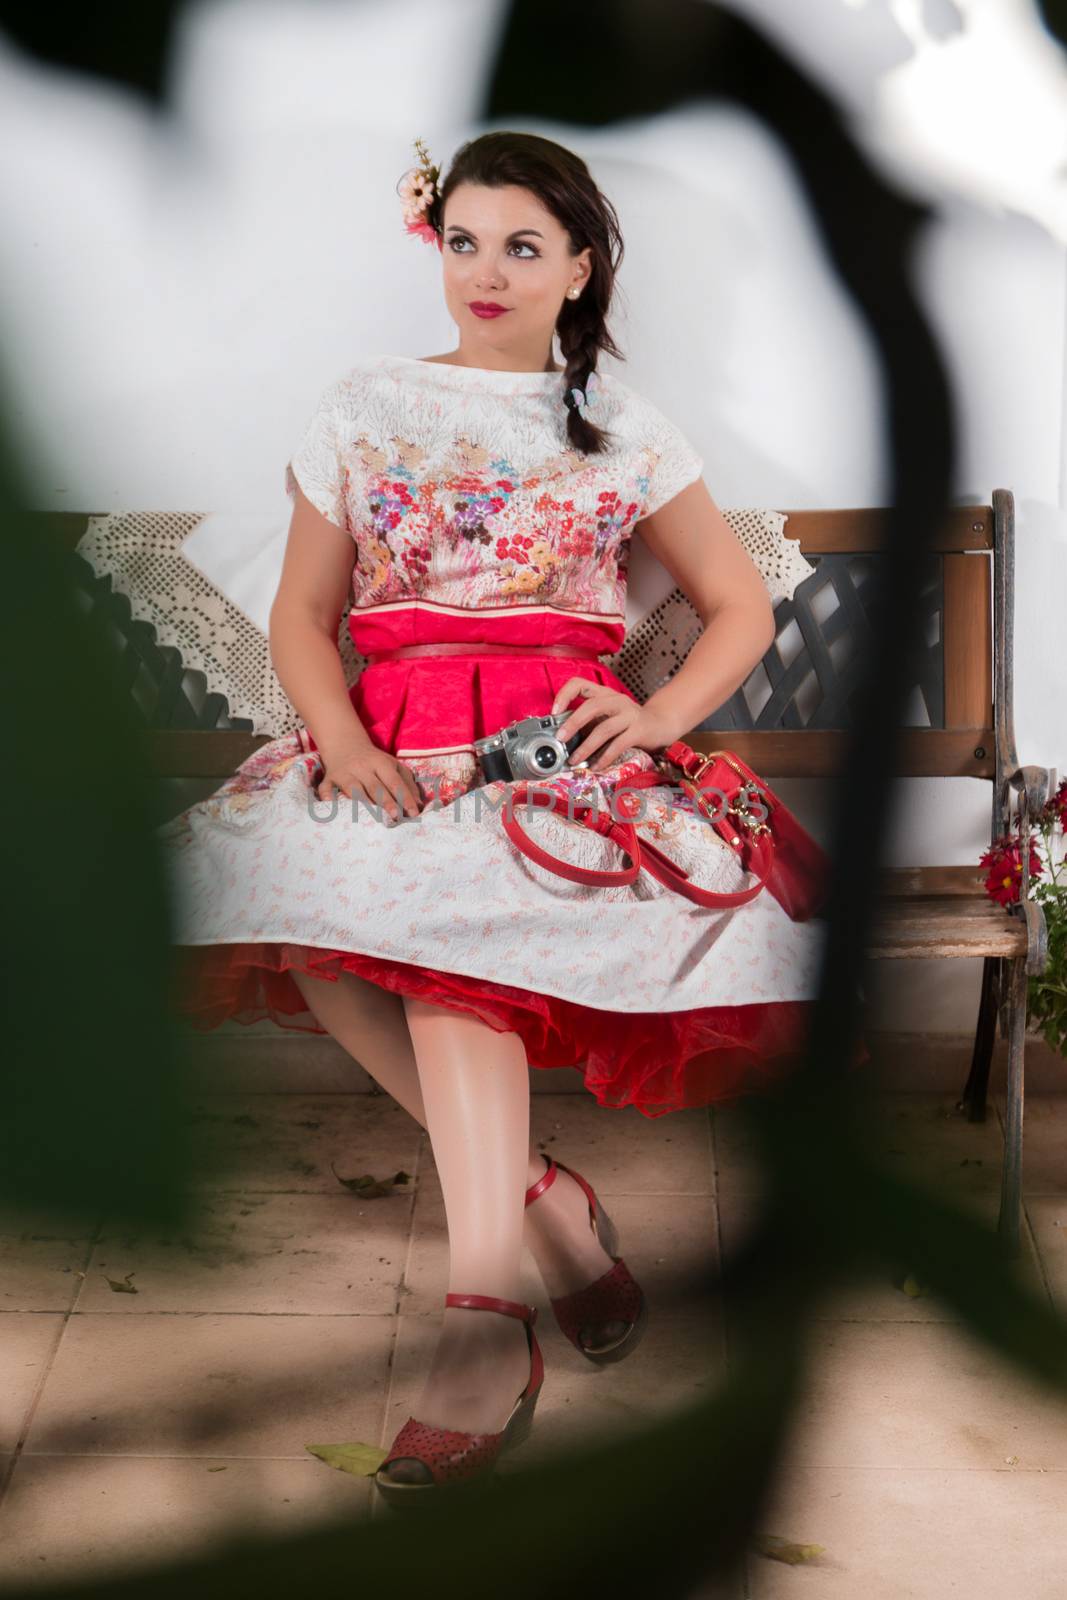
[289,968,431,1127]
[397,994,531,1438]
[289,969,626,1311]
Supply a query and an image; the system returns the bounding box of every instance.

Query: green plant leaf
[1023,827,1067,1058]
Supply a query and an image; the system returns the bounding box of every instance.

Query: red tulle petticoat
[171,941,864,1118]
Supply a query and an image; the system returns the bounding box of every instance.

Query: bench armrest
[1007,764,1051,820]
[1003,765,1051,975]
[1013,895,1050,977]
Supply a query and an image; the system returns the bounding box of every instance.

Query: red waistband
[364,643,605,663]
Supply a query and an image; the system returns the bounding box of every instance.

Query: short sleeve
[284,379,349,534]
[639,401,704,519]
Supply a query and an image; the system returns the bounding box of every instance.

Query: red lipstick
[468,302,510,318]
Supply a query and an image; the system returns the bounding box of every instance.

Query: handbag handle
[501,777,776,908]
[501,786,641,887]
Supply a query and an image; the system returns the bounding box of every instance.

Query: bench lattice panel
[700,552,944,732]
[70,550,254,733]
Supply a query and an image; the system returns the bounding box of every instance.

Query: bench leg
[958,956,999,1122]
[996,955,1028,1258]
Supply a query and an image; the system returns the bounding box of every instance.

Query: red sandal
[374,1292,544,1505]
[524,1156,648,1364]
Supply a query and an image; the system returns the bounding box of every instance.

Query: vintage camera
[473,711,589,783]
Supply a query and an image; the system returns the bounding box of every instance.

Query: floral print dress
[160,354,832,1116]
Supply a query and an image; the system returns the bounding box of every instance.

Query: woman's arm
[268,485,374,753]
[632,480,777,744]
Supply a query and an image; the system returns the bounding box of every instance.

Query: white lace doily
[75,509,814,739]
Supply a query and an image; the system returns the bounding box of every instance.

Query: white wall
[1,0,1063,1031]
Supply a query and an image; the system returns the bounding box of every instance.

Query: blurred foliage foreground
[3,2,1067,1596]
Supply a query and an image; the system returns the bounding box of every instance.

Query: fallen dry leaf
[753,1535,826,1566]
[104,1272,138,1295]
[306,1442,388,1477]
[330,1163,411,1198]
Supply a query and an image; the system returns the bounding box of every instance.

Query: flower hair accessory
[568,369,601,416]
[399,137,443,250]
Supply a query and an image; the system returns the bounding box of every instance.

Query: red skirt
[170,646,866,1116]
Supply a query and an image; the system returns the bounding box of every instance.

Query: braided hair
[421,131,625,456]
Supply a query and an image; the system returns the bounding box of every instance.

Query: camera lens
[533,744,560,772]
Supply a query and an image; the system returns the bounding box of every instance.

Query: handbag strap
[501,786,641,887]
[500,775,776,908]
[627,769,776,906]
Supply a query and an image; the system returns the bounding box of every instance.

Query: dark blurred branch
[1,3,1064,1597]
[0,2,181,102]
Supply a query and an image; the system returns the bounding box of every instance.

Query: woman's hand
[550,680,678,773]
[314,733,423,821]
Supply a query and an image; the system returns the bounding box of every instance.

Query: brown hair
[423,130,625,455]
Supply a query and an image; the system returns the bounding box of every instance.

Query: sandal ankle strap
[524,1156,598,1226]
[524,1155,557,1207]
[445,1291,538,1324]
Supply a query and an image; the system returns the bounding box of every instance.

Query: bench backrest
[39,495,1009,792]
[690,500,1000,781]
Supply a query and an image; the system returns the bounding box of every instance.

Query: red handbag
[499,740,830,922]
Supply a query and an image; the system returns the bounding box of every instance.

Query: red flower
[405,218,440,248]
[979,833,1044,906]
[1042,777,1067,829]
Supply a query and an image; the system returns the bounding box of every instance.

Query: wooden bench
[685,488,1049,1255]
[41,489,1049,1252]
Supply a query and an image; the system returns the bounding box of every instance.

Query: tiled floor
[2,1082,1066,1596]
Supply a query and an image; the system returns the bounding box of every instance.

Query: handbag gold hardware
[727,783,772,837]
[659,747,775,827]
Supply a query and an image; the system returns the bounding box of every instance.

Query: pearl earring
[567,288,580,299]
